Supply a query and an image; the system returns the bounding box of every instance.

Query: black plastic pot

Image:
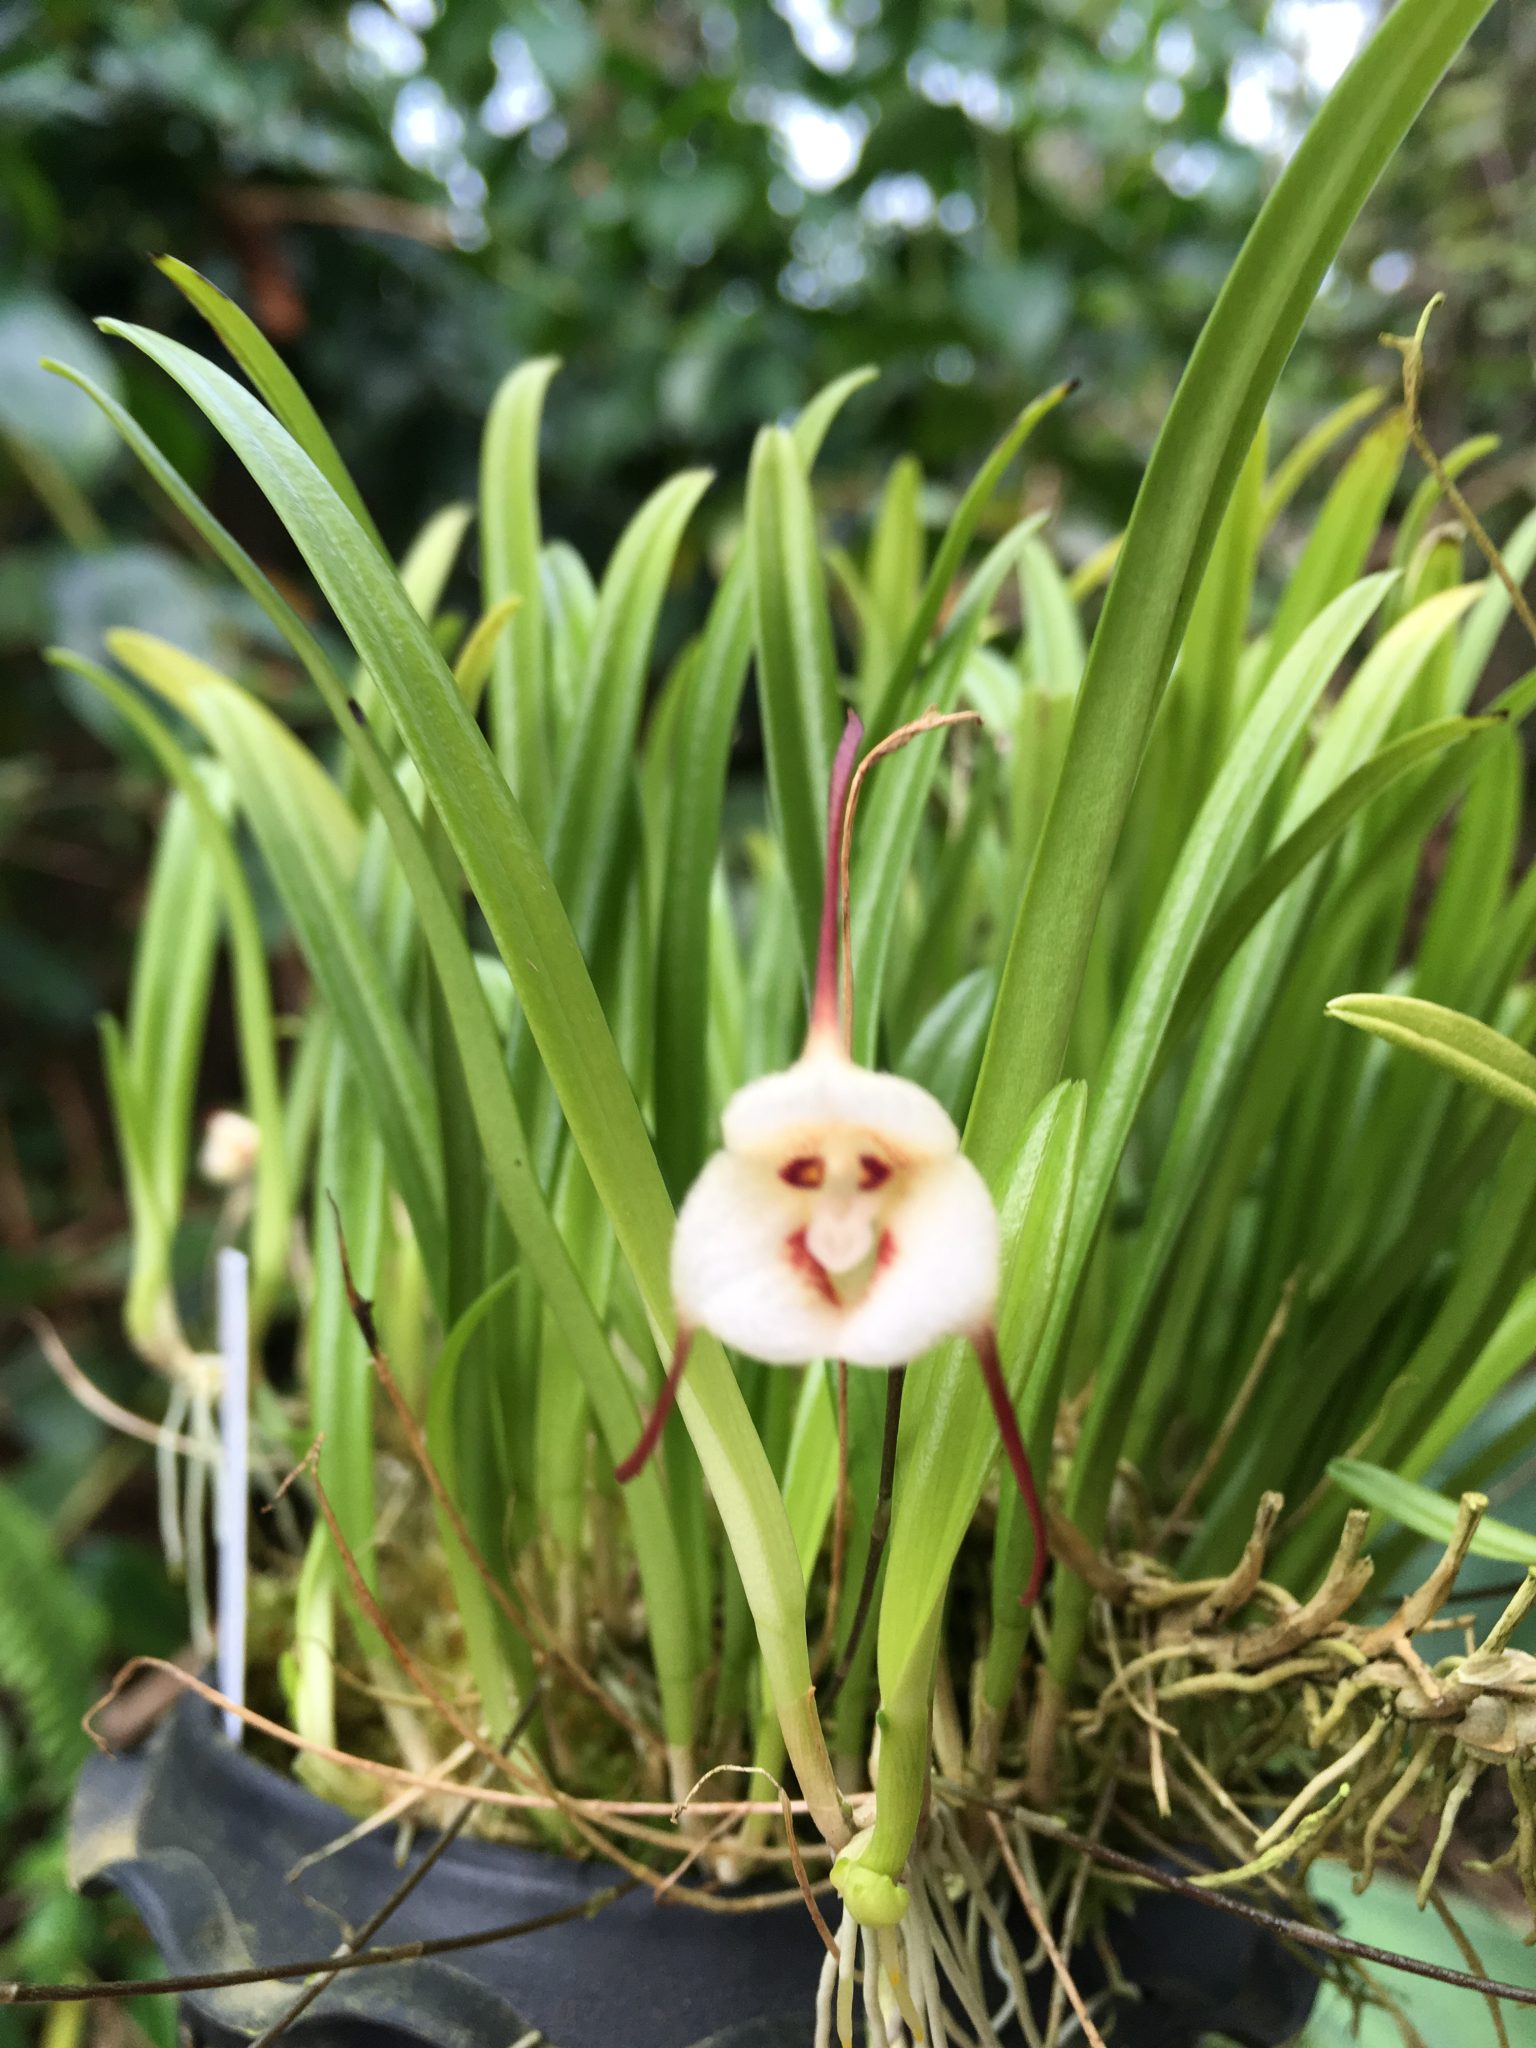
[70,1697,822,2047]
[72,1698,1325,2046]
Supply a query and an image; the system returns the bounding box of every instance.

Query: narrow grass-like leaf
[42,357,364,740]
[1446,504,1536,710]
[778,1367,839,1591]
[399,503,472,622]
[1262,413,1406,677]
[542,540,598,741]
[97,1014,173,1361]
[748,424,844,976]
[1348,1131,1536,1496]
[968,0,1496,1192]
[898,968,996,1125]
[542,468,712,955]
[105,634,448,1304]
[426,1268,530,1735]
[107,627,361,873]
[1018,530,1087,694]
[124,786,220,1239]
[878,1080,1084,1698]
[655,371,874,1193]
[52,653,292,1323]
[1166,427,1266,822]
[156,256,386,555]
[1325,994,1536,1119]
[1259,386,1386,527]
[1329,1460,1536,1566]
[197,582,702,1744]
[788,364,877,464]
[1049,579,1481,1681]
[857,454,923,713]
[453,595,522,707]
[1399,1275,1536,1484]
[1384,431,1498,625]
[480,358,559,827]
[850,518,1043,1064]
[867,383,1074,737]
[307,1043,387,1622]
[1059,575,1397,1351]
[1165,713,1497,1058]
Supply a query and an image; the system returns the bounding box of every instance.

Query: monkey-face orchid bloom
[619,711,1046,1604]
[673,1053,997,1365]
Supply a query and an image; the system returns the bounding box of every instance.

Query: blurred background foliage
[1,0,1533,2028]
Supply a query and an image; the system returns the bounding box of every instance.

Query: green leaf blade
[1326,994,1536,1120]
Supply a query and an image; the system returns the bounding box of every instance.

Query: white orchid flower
[619,710,1046,1603]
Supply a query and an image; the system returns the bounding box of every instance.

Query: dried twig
[675,1764,839,1960]
[84,1661,810,1827]
[1385,297,1536,658]
[249,1692,545,2046]
[988,1813,1107,2048]
[2,1889,640,2007]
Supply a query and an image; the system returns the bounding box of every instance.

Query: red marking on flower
[786,1227,840,1307]
[876,1229,896,1269]
[859,1154,892,1191]
[780,1155,825,1190]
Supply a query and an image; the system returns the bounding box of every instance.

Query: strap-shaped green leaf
[1166,712,1498,1058]
[156,256,386,555]
[52,654,292,1328]
[1047,577,1479,1688]
[427,1269,533,1738]
[1330,1460,1536,1566]
[480,358,559,829]
[849,516,1044,1066]
[968,0,1498,1193]
[306,1040,387,1628]
[1063,575,1399,1368]
[1104,579,1479,1335]
[655,368,874,1195]
[97,1012,174,1361]
[866,382,1073,737]
[102,634,446,1302]
[748,423,844,978]
[857,454,923,712]
[1325,994,1536,1120]
[125,785,221,1234]
[1259,385,1386,528]
[93,323,830,1790]
[543,467,712,952]
[1262,412,1406,679]
[1399,1276,1536,1486]
[877,1079,1085,1698]
[1447,504,1536,711]
[106,627,362,875]
[1018,529,1086,696]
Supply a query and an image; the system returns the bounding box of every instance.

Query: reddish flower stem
[616,1326,694,1483]
[972,1324,1049,1608]
[808,710,865,1047]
